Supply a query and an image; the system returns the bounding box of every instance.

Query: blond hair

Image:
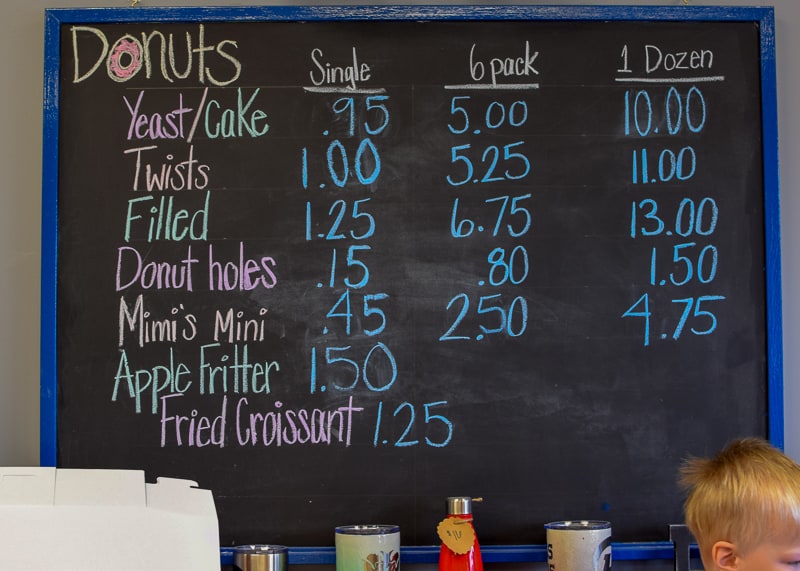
[680,438,800,562]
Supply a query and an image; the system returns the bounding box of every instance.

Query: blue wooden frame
[41,5,781,564]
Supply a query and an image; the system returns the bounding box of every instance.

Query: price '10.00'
[624,86,707,137]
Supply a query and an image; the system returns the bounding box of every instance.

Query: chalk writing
[71,24,242,85]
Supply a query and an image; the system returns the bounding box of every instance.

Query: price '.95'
[622,293,725,346]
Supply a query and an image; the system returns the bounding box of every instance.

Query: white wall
[1,1,797,563]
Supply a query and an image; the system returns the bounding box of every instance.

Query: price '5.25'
[446,142,531,186]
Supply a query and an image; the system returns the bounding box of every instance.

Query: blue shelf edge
[220,542,698,565]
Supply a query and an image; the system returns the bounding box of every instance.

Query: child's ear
[711,541,740,571]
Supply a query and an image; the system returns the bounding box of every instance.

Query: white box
[0,467,219,570]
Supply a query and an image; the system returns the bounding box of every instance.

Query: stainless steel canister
[446,496,473,515]
[232,544,288,571]
[545,520,612,571]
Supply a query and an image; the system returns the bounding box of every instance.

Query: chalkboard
[41,5,782,558]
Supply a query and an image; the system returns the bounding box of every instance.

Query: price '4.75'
[622,293,725,346]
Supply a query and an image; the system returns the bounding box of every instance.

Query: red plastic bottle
[438,497,483,571]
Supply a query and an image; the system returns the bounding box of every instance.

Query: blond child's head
[680,437,800,571]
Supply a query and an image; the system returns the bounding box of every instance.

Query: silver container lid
[232,544,288,571]
[446,496,473,515]
[335,524,400,535]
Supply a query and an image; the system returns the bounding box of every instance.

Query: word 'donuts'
[70,24,242,85]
